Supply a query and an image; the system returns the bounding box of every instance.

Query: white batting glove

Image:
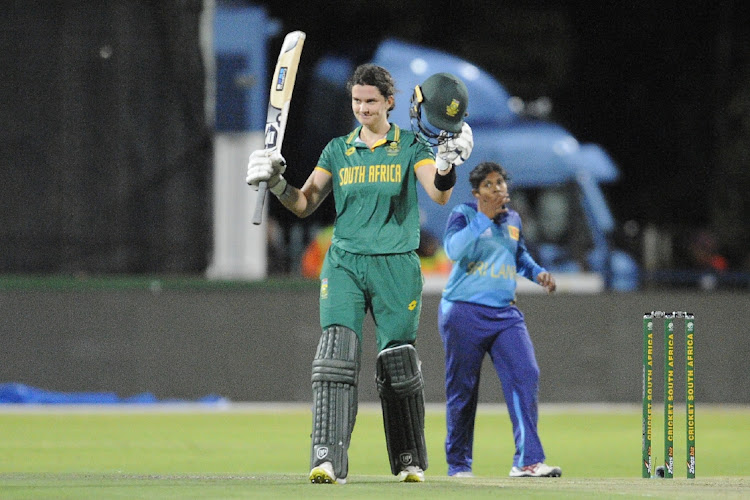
[436,122,474,171]
[246,149,287,195]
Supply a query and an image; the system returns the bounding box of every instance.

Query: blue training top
[441,201,546,308]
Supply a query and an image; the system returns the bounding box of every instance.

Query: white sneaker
[398,465,425,482]
[509,462,562,477]
[450,471,474,478]
[309,461,346,484]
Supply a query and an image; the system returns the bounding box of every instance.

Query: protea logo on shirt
[339,164,402,185]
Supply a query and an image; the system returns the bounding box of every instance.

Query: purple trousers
[438,299,545,475]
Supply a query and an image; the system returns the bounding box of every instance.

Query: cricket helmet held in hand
[410,72,468,144]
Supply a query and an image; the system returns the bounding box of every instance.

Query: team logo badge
[508,226,519,241]
[345,147,356,156]
[320,278,329,300]
[445,99,461,117]
[386,141,401,156]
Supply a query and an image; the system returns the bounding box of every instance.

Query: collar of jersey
[347,123,401,148]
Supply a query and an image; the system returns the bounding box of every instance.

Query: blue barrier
[0,383,226,405]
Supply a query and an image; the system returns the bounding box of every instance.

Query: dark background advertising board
[1,281,746,404]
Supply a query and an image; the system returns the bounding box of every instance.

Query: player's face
[474,171,510,216]
[351,85,393,128]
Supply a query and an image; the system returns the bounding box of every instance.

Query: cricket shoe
[450,471,474,478]
[309,462,346,484]
[398,465,425,482]
[509,462,562,477]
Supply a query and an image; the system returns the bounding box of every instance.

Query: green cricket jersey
[315,123,435,255]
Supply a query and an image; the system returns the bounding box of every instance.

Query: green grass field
[0,403,748,498]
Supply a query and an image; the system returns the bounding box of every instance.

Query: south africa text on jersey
[339,164,403,185]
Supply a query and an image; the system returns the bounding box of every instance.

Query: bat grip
[252,181,268,225]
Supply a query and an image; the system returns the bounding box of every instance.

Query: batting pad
[376,344,428,474]
[310,326,360,479]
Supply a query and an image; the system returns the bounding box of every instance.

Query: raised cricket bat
[252,30,306,225]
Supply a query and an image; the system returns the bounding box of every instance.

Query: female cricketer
[438,161,562,478]
[246,64,473,484]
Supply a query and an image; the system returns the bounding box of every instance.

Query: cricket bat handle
[252,181,268,225]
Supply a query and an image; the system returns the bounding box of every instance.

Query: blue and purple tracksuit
[438,201,547,475]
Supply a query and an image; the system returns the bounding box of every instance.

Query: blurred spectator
[267,217,287,276]
[301,226,334,279]
[301,226,451,278]
[416,229,452,275]
[687,229,728,272]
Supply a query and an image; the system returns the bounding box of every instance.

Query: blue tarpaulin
[0,383,226,405]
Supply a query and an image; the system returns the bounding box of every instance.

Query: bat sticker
[276,67,288,91]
